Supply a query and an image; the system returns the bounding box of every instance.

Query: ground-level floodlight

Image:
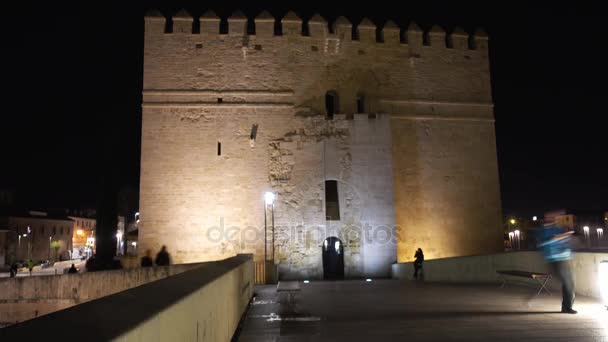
[600,261,608,309]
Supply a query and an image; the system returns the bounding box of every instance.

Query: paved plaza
[237,280,608,341]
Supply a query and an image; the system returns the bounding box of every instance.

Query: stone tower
[139,10,502,279]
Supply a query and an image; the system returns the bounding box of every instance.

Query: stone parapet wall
[391,251,608,299]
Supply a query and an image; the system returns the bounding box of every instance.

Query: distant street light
[532,216,537,222]
[510,219,516,225]
[584,226,590,248]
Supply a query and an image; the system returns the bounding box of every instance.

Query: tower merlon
[308,13,328,38]
[228,10,248,36]
[333,16,351,41]
[382,20,400,45]
[428,25,445,47]
[357,18,376,43]
[172,9,193,34]
[200,10,220,35]
[406,21,423,48]
[450,27,469,50]
[255,10,275,37]
[473,28,489,51]
[281,11,302,36]
[144,9,165,35]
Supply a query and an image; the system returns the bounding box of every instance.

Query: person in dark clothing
[414,248,424,280]
[68,263,78,274]
[9,263,18,277]
[141,249,153,267]
[155,245,171,266]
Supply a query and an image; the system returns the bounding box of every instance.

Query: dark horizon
[2,2,607,219]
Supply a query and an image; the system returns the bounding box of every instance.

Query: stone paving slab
[237,280,608,341]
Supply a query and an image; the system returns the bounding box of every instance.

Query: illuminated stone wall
[139,10,502,278]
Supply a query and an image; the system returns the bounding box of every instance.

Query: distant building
[2,211,74,264]
[68,215,96,259]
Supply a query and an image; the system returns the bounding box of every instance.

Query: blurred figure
[155,245,171,266]
[85,253,97,272]
[141,249,153,267]
[9,262,18,277]
[414,248,424,280]
[68,263,78,274]
[536,218,577,314]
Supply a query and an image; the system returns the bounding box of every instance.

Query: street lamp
[532,216,537,222]
[116,231,123,255]
[264,192,275,261]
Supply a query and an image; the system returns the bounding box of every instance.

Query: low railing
[1,254,254,341]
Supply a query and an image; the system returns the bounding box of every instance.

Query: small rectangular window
[325,180,340,220]
[217,142,221,156]
[250,124,258,141]
[217,98,223,103]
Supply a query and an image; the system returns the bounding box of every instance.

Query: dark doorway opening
[325,91,339,120]
[322,236,344,280]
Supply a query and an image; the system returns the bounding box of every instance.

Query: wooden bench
[496,270,552,297]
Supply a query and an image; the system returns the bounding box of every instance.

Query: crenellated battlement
[144,9,488,52]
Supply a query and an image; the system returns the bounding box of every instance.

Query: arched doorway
[322,236,344,279]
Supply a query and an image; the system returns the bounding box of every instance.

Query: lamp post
[264,192,275,262]
[116,231,123,256]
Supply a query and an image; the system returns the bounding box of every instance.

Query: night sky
[2,2,606,218]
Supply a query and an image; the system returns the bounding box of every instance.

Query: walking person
[413,248,424,280]
[141,249,153,267]
[536,218,577,314]
[155,245,171,266]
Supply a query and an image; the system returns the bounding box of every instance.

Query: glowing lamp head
[509,219,516,225]
[76,229,84,236]
[366,278,372,282]
[264,192,275,205]
[303,280,310,284]
[532,216,537,221]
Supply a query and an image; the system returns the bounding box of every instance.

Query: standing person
[141,249,153,267]
[68,263,78,274]
[9,262,18,277]
[413,248,424,280]
[536,219,577,314]
[27,259,34,276]
[155,245,171,266]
